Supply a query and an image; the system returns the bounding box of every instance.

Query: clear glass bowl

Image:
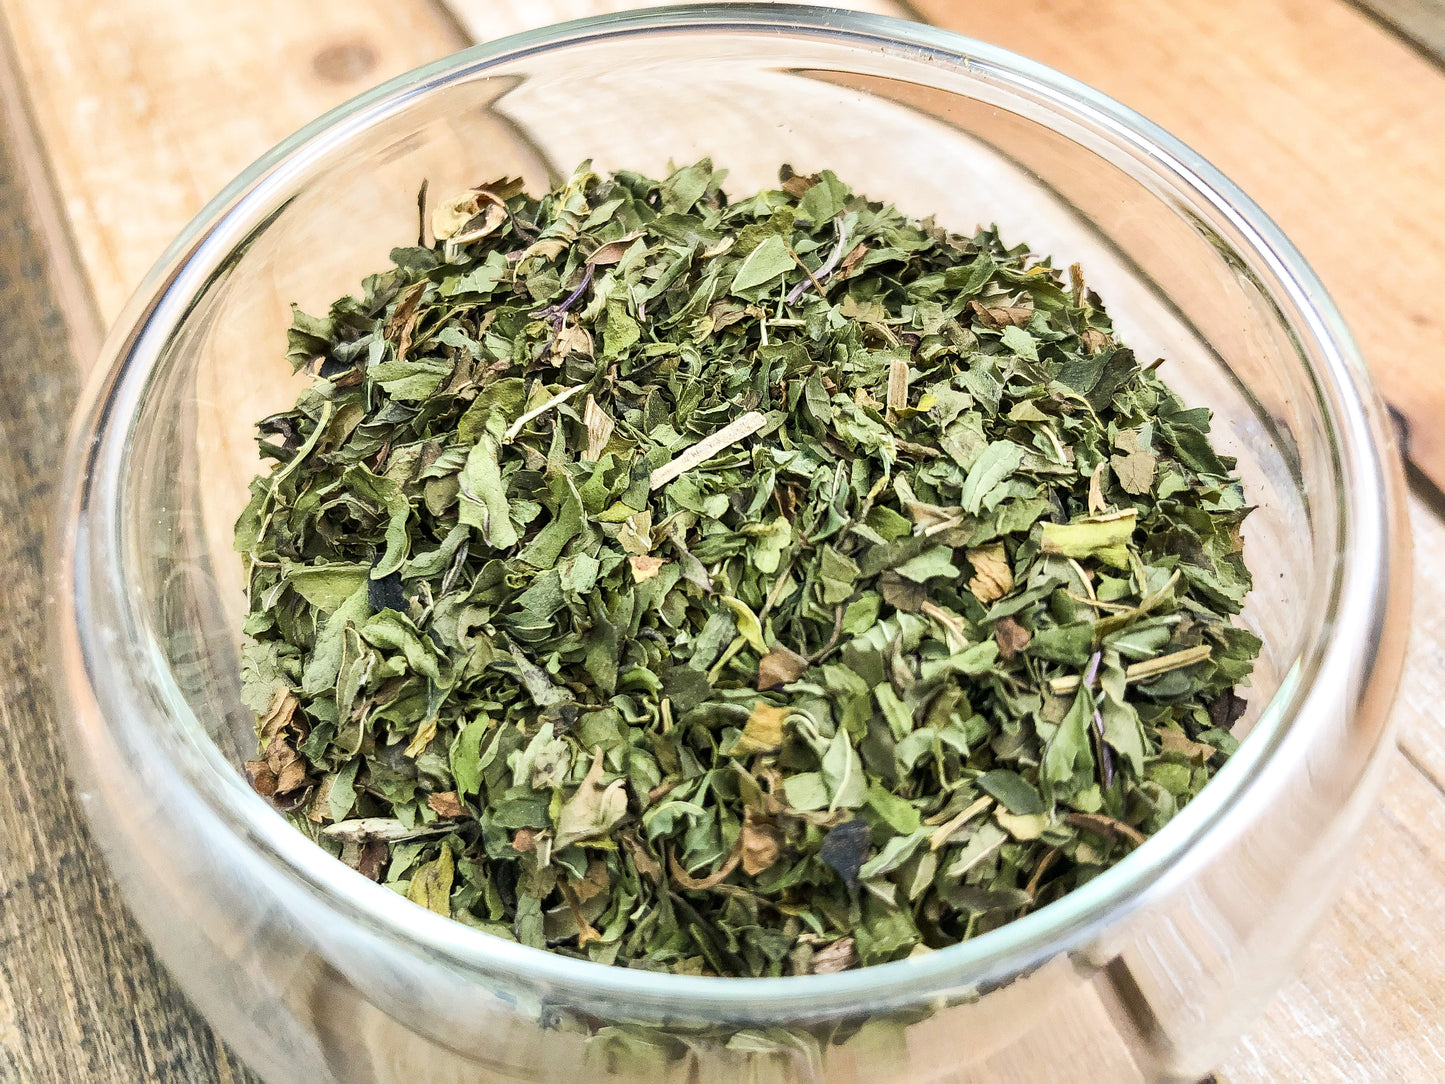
[53,6,1411,1083]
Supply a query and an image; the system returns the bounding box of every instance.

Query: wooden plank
[0,21,101,367]
[0,0,466,331]
[0,4,462,1082]
[1224,753,1445,1082]
[1395,496,1445,793]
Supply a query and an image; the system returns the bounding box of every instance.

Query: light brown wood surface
[0,1,1441,1082]
[0,0,466,330]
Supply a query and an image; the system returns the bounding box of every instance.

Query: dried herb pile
[237,161,1259,977]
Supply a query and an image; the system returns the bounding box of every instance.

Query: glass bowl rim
[59,2,1397,1013]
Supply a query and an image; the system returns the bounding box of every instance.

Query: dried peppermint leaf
[237,160,1259,977]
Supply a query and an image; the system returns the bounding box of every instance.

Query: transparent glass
[54,7,1411,1083]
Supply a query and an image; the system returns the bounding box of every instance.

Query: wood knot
[312,40,379,83]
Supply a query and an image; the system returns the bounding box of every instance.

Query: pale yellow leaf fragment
[629,555,666,583]
[966,543,1013,603]
[431,178,522,243]
[406,845,455,917]
[1048,644,1212,696]
[584,394,615,460]
[719,596,768,655]
[929,795,995,851]
[735,702,790,754]
[404,717,438,758]
[554,748,629,850]
[1088,461,1108,514]
[617,510,654,555]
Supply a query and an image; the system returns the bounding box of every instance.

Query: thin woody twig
[501,383,588,443]
[649,411,767,490]
[1049,644,1212,696]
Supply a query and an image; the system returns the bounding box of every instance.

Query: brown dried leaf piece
[427,791,466,819]
[668,835,743,891]
[431,177,523,242]
[879,570,927,613]
[741,808,784,876]
[757,644,809,691]
[572,858,612,902]
[383,281,426,362]
[810,937,858,974]
[619,828,663,883]
[1088,461,1108,514]
[256,687,300,749]
[966,543,1013,603]
[836,243,869,279]
[244,759,277,798]
[357,839,388,882]
[586,231,643,266]
[779,169,817,198]
[969,299,1034,329]
[1158,728,1218,763]
[628,555,666,583]
[263,738,310,798]
[994,615,1032,658]
[552,319,594,360]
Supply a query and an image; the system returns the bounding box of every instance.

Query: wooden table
[1,1,1442,1081]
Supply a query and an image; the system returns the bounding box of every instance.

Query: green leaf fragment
[1040,510,1137,569]
[731,234,795,293]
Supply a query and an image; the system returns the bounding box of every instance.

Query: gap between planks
[1349,0,1445,61]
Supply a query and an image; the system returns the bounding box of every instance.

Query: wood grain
[0,4,460,1082]
[1228,752,1445,1083]
[0,0,465,332]
[1396,499,1445,794]
[0,0,1440,1082]
[1226,489,1445,1083]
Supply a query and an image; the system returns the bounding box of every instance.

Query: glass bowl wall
[55,7,1410,1083]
